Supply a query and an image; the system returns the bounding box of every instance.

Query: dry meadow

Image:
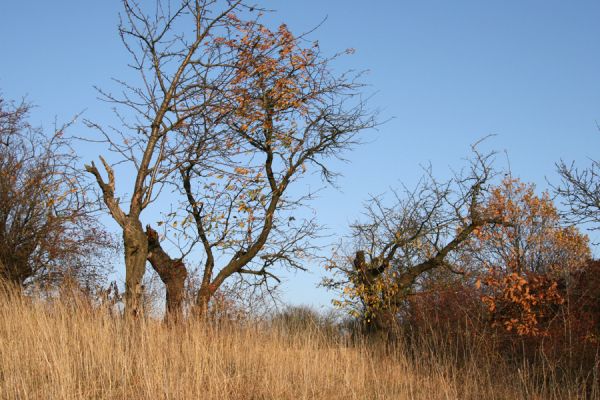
[0,290,595,400]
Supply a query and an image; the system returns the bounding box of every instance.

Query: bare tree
[86,1,374,320]
[172,19,377,316]
[324,147,507,339]
[0,95,113,290]
[556,158,600,231]
[84,0,249,317]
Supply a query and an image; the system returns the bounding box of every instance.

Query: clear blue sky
[1,1,599,309]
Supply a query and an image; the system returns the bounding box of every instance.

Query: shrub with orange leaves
[479,272,564,336]
[465,178,590,336]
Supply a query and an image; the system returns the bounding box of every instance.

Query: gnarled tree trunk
[123,220,148,318]
[146,226,188,323]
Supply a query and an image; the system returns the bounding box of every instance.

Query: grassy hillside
[0,292,594,400]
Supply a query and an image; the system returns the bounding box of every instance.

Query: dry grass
[0,292,595,400]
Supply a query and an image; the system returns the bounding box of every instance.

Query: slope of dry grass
[0,292,595,399]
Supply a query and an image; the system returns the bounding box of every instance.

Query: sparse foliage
[325,147,506,338]
[175,17,376,316]
[0,95,113,290]
[86,0,374,321]
[85,0,252,317]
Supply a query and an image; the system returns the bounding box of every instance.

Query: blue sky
[1,1,599,309]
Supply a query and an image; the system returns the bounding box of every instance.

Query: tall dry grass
[0,289,595,399]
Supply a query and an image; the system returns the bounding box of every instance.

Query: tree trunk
[366,307,400,341]
[353,251,400,341]
[123,220,148,318]
[146,226,188,323]
[196,283,213,319]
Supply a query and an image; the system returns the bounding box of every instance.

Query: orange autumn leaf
[470,178,590,337]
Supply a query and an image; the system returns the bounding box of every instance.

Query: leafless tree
[556,158,600,232]
[0,95,113,290]
[84,0,251,317]
[86,0,375,321]
[324,147,507,338]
